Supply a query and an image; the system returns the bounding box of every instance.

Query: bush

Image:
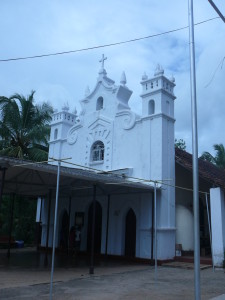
[0,196,36,245]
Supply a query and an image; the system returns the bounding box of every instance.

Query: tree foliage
[175,138,186,150]
[0,91,53,245]
[0,91,53,161]
[200,144,225,169]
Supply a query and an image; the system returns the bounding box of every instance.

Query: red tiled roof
[175,148,225,190]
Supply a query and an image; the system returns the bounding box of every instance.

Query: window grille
[91,141,104,162]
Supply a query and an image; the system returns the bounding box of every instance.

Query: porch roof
[0,156,154,198]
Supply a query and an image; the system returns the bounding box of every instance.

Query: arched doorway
[87,201,102,254]
[59,210,69,250]
[125,208,136,257]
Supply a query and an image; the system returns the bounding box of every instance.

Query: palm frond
[213,144,225,169]
[199,151,215,164]
[27,146,48,162]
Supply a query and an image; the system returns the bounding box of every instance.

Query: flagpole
[188,1,201,299]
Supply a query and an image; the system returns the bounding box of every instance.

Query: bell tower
[48,104,78,160]
[139,65,176,259]
[140,64,176,118]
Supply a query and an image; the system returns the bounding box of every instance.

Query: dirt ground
[0,248,224,299]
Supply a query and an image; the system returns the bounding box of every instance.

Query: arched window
[54,128,58,140]
[148,100,155,115]
[91,141,104,162]
[96,97,103,111]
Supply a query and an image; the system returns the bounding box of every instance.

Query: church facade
[40,57,176,260]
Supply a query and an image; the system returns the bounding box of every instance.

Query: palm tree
[0,91,53,162]
[200,144,225,169]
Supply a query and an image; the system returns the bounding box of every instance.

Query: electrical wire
[0,17,219,63]
[62,159,210,195]
[11,156,210,195]
[205,56,225,88]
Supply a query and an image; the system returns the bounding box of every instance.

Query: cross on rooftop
[99,54,107,69]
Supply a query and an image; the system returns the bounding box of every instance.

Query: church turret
[140,64,176,118]
[48,103,78,159]
[139,64,176,253]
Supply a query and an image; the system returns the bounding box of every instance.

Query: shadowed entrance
[87,201,102,254]
[125,208,136,257]
[59,210,69,251]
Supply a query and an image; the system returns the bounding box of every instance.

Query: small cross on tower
[99,54,107,69]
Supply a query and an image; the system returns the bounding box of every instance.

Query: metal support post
[89,184,96,274]
[49,159,61,300]
[151,192,154,261]
[45,190,52,266]
[154,182,157,280]
[105,194,110,256]
[7,194,15,259]
[68,196,72,255]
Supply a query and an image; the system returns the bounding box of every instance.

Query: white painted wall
[210,187,225,267]
[44,63,176,260]
[176,204,194,251]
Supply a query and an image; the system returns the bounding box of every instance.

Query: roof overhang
[0,156,155,198]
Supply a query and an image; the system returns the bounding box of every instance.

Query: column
[210,187,225,267]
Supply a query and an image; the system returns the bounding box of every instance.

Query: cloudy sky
[0,0,225,155]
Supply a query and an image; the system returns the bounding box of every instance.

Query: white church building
[39,56,176,261]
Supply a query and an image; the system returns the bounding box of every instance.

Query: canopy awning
[0,156,154,197]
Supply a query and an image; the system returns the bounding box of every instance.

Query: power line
[208,0,225,23]
[62,159,210,195]
[205,56,225,88]
[16,157,209,195]
[0,17,219,63]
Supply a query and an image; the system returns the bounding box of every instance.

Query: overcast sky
[0,0,225,155]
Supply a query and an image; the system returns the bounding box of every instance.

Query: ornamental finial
[120,71,127,86]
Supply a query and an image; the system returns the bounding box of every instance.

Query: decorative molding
[157,227,176,232]
[141,113,175,123]
[116,110,136,130]
[88,116,112,130]
[85,119,112,168]
[67,124,83,145]
[140,88,176,100]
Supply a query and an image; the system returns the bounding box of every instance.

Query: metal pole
[105,194,110,256]
[89,184,96,274]
[208,0,225,23]
[154,182,157,280]
[151,191,154,261]
[188,1,201,299]
[68,196,72,255]
[49,159,61,300]
[45,190,52,266]
[205,193,214,272]
[7,193,15,259]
